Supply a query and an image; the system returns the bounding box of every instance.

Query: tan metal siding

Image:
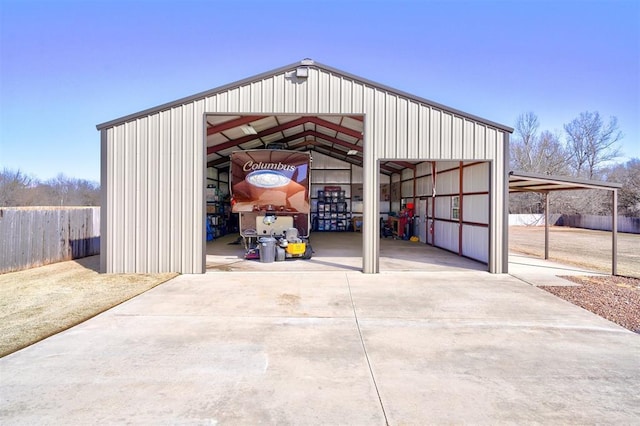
[250,81,261,111]
[147,113,160,272]
[474,123,486,159]
[451,117,463,159]
[418,106,430,158]
[363,88,379,273]
[441,113,452,159]
[463,120,475,159]
[135,117,148,273]
[407,102,419,158]
[318,70,330,112]
[194,99,206,273]
[383,95,395,158]
[396,98,408,159]
[340,78,352,112]
[430,109,441,158]
[352,81,364,113]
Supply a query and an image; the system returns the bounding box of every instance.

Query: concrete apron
[1,270,639,424]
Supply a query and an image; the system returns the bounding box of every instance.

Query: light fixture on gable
[347,149,358,156]
[296,67,309,78]
[240,124,258,135]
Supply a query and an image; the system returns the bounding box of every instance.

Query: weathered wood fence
[0,207,100,274]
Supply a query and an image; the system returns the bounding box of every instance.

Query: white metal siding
[463,194,489,224]
[101,64,509,273]
[435,221,458,253]
[462,225,489,263]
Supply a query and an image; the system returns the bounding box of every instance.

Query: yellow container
[286,242,306,255]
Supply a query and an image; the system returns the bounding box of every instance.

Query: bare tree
[509,113,571,214]
[0,168,34,206]
[510,111,540,171]
[536,131,570,175]
[44,174,100,206]
[0,169,99,206]
[606,158,640,216]
[564,111,622,179]
[510,113,569,175]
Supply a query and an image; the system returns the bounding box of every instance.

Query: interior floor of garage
[205,232,486,272]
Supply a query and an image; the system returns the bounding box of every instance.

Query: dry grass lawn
[509,226,639,279]
[0,256,177,357]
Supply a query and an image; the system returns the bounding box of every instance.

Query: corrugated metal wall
[100,64,509,273]
[400,161,490,264]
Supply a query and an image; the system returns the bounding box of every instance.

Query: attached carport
[97,59,513,274]
[509,171,622,275]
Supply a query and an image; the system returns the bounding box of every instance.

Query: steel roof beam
[206,115,268,135]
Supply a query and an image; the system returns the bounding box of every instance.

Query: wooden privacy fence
[509,214,640,234]
[0,207,100,274]
[556,214,640,234]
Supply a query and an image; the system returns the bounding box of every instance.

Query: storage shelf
[312,188,352,232]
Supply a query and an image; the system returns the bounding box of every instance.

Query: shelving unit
[206,185,228,239]
[313,187,352,232]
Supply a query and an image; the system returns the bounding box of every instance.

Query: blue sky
[1,0,638,183]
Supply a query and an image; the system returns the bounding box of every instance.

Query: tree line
[0,169,100,207]
[510,111,639,217]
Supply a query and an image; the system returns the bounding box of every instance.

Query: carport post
[612,189,618,276]
[544,192,549,260]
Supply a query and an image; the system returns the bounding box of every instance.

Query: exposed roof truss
[206,114,407,175]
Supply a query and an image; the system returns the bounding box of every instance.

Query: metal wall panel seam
[158,110,171,272]
[126,121,137,272]
[385,94,395,159]
[147,114,159,272]
[179,106,189,272]
[407,102,417,158]
[195,100,207,273]
[135,117,145,272]
[501,132,510,273]
[113,125,124,272]
[396,97,408,159]
[172,106,183,272]
[488,159,496,273]
[107,128,114,272]
[181,104,192,272]
[100,129,108,272]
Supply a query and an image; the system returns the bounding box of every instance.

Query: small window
[451,196,460,220]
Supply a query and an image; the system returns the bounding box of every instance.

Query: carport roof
[509,170,622,193]
[509,170,622,276]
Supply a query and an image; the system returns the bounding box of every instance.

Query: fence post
[612,190,618,276]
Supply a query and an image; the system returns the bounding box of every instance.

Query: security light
[347,149,358,156]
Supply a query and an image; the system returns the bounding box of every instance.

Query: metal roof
[509,171,622,193]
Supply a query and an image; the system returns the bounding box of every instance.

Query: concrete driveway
[1,269,639,424]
